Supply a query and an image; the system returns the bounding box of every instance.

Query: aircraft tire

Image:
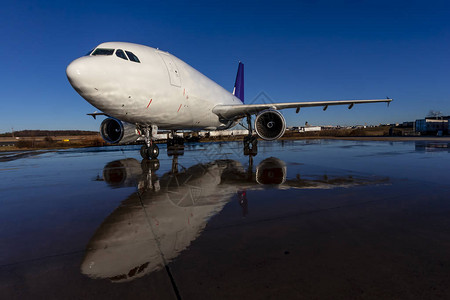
[150,159,160,170]
[140,145,148,159]
[147,144,159,159]
[141,158,160,172]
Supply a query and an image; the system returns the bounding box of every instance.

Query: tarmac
[0,139,449,299]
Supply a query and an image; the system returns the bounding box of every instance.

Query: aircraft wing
[212,98,392,120]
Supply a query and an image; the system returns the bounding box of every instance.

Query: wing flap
[213,99,392,120]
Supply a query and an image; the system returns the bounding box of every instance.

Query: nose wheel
[140,144,159,159]
[138,125,159,160]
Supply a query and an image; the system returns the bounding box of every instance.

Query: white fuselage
[66,42,243,130]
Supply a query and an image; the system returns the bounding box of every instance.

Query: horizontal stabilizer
[87,112,108,120]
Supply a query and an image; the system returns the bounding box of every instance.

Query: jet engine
[100,118,141,144]
[254,110,286,140]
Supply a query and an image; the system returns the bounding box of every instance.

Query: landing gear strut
[243,114,258,156]
[140,125,159,160]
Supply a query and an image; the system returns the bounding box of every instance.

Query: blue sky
[1,0,449,132]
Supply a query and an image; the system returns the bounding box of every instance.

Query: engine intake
[254,110,286,140]
[100,118,140,144]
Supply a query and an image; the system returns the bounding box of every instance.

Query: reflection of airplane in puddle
[82,155,388,282]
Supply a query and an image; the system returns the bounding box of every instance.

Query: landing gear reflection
[243,114,258,156]
[139,158,160,193]
[141,157,160,171]
[243,135,258,156]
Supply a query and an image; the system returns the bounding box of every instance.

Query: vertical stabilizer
[233,62,244,103]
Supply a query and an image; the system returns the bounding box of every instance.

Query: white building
[299,126,321,132]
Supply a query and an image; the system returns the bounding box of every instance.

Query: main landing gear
[167,130,185,157]
[243,114,258,156]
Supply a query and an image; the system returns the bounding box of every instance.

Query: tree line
[0,130,98,137]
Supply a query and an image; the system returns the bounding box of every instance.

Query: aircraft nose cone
[66,58,85,86]
[66,56,100,98]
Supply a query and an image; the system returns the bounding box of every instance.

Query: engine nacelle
[100,118,140,144]
[254,110,286,140]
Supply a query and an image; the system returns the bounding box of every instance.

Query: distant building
[415,116,449,135]
[299,126,321,132]
[320,125,336,130]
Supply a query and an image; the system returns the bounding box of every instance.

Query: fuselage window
[92,48,115,56]
[125,51,140,63]
[115,49,128,60]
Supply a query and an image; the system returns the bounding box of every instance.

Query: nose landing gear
[140,144,159,160]
[139,125,160,160]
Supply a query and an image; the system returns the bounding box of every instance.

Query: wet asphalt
[0,140,449,299]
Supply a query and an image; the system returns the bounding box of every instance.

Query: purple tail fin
[233,62,244,103]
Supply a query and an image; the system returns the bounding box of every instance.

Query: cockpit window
[115,49,128,60]
[125,51,140,63]
[92,48,114,56]
[85,49,94,56]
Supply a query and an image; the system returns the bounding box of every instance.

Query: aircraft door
[158,52,181,87]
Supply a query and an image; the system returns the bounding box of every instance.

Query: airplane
[66,42,392,159]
